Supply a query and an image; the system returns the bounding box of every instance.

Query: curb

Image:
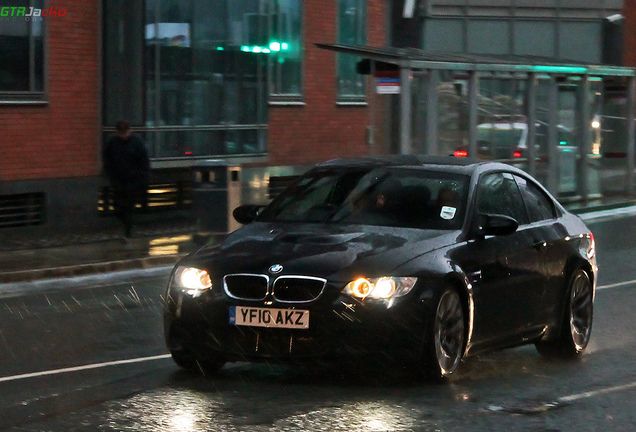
[578,205,636,222]
[0,254,187,284]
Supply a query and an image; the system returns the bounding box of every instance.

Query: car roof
[317,155,516,176]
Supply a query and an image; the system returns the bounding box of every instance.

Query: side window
[476,172,529,225]
[514,175,556,222]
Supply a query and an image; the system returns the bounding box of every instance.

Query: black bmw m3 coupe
[164,156,596,380]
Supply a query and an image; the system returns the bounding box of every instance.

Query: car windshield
[258,167,470,229]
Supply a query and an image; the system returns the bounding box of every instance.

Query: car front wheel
[536,269,593,359]
[420,287,466,380]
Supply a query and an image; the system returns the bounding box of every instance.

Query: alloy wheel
[569,270,593,351]
[434,289,465,376]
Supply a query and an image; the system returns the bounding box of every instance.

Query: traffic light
[240,41,290,54]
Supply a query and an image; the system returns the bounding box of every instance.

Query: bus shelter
[318,43,636,202]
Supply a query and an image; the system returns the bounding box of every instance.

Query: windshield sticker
[440,206,457,220]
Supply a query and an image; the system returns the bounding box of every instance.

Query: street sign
[376,78,400,94]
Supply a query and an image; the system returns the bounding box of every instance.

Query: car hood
[184,222,457,281]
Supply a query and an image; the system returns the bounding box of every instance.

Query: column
[400,66,413,155]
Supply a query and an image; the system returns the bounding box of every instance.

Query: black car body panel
[164,157,597,373]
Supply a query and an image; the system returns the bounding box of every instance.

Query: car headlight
[343,277,417,300]
[174,266,212,293]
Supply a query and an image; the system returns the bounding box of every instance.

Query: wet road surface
[0,215,635,431]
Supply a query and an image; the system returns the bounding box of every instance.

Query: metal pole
[526,73,537,177]
[400,66,413,155]
[627,75,636,194]
[579,75,591,200]
[547,75,559,196]
[426,69,439,155]
[369,60,376,155]
[468,70,479,158]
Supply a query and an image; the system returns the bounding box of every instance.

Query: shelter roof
[316,43,635,77]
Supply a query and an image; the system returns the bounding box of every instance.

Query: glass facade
[407,0,631,201]
[423,18,604,64]
[268,0,303,98]
[408,70,627,202]
[104,0,274,160]
[337,0,366,101]
[0,0,44,102]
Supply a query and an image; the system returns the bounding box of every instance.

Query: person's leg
[121,191,135,238]
[112,186,126,224]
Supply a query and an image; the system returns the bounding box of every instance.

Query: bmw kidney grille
[224,274,326,303]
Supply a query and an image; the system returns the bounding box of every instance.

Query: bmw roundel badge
[269,264,283,274]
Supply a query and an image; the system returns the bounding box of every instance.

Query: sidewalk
[0,217,204,284]
[1,199,635,285]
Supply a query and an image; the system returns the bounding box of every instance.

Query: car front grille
[273,276,326,303]
[223,274,327,303]
[223,274,269,301]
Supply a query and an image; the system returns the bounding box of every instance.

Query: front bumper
[164,287,429,365]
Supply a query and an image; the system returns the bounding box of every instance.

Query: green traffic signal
[240,42,290,54]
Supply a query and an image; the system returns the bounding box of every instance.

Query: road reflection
[107,389,226,432]
[101,364,456,432]
[94,341,629,432]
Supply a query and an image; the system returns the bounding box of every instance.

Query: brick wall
[267,0,387,166]
[0,0,100,182]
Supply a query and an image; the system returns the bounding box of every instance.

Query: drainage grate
[0,193,46,228]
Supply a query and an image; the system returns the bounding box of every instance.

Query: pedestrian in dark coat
[102,120,150,239]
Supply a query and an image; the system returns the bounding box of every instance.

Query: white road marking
[580,205,636,221]
[597,279,636,291]
[558,381,636,403]
[487,381,636,414]
[0,354,171,384]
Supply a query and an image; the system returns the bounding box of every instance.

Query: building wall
[0,1,102,235]
[266,0,387,166]
[421,0,622,63]
[624,0,636,67]
[0,0,101,182]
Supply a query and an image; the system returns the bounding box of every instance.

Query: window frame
[336,0,366,103]
[514,174,557,223]
[475,171,529,226]
[267,0,304,103]
[0,0,47,104]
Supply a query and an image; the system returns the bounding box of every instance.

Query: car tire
[536,269,593,359]
[420,287,466,381]
[171,349,226,375]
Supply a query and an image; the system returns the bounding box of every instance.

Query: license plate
[229,306,309,329]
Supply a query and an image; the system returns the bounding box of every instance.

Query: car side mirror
[233,204,264,225]
[479,213,519,236]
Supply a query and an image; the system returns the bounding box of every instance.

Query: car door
[514,174,565,325]
[468,172,547,345]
